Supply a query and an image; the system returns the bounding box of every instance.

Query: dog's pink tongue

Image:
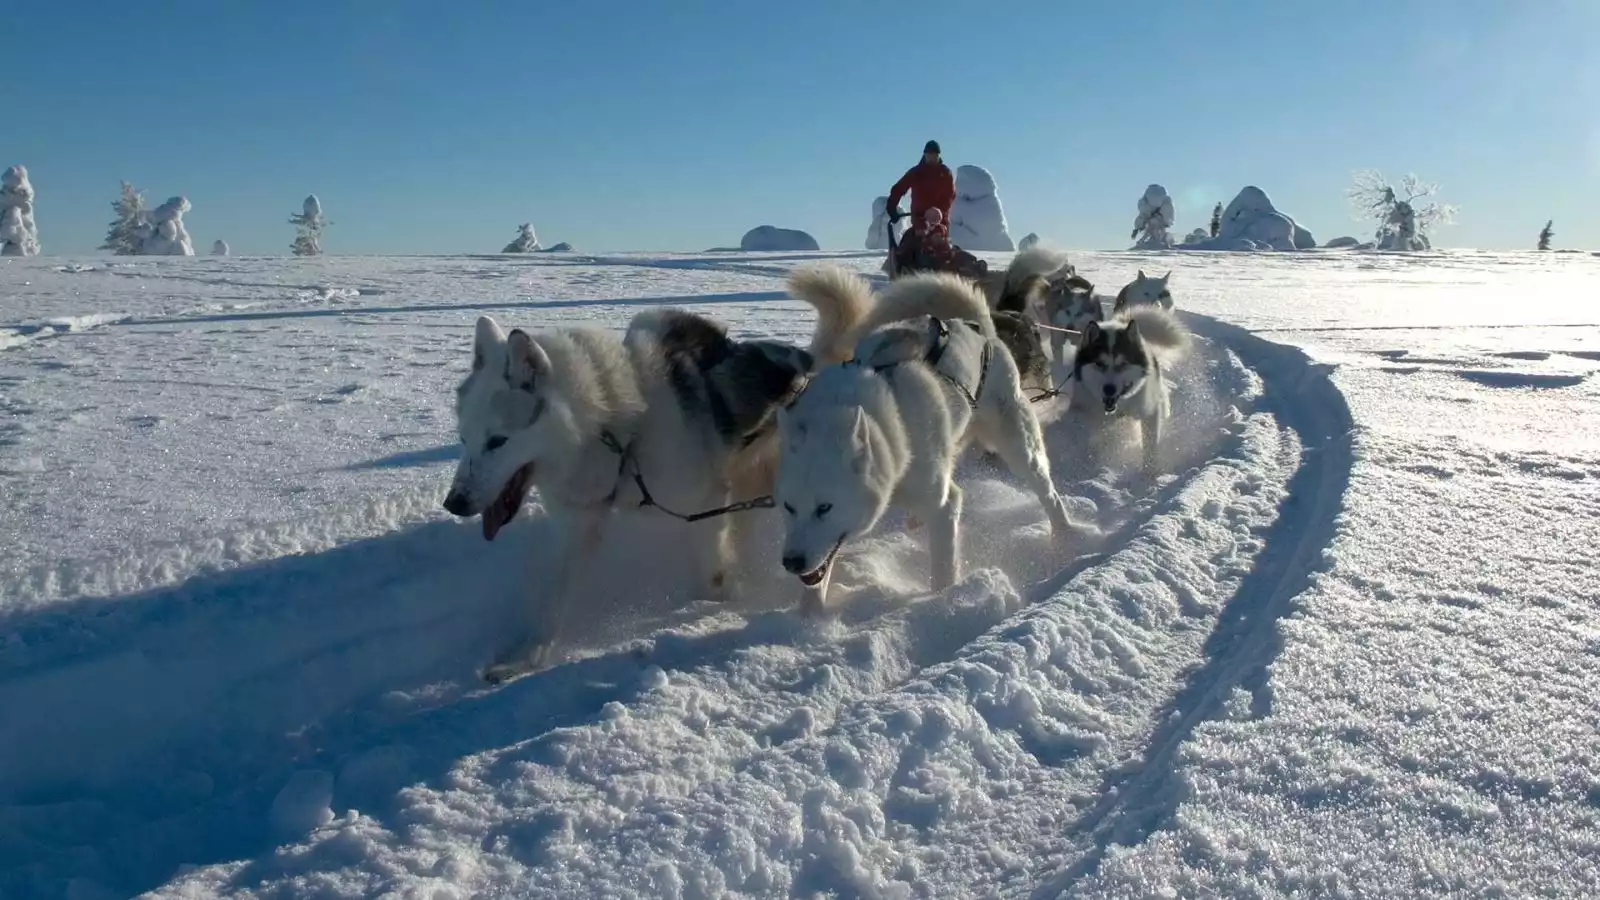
[482,505,509,541]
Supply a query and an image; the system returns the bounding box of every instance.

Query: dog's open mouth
[797,536,846,587]
[481,463,534,541]
[1102,396,1119,413]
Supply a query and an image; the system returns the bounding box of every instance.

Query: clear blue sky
[13,0,1598,255]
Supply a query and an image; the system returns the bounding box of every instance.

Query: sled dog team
[442,247,1191,682]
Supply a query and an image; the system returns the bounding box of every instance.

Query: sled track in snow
[0,308,1352,899]
[1032,316,1356,898]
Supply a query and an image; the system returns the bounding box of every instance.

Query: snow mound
[502,223,540,253]
[740,226,820,252]
[1323,236,1361,249]
[211,240,229,256]
[1183,227,1209,245]
[1,165,39,257]
[1018,232,1040,250]
[1179,186,1315,252]
[1131,184,1176,250]
[865,196,903,251]
[949,165,1014,252]
[142,196,194,256]
[540,242,574,253]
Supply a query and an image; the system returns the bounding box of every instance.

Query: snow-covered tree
[212,239,230,256]
[502,222,540,253]
[102,181,149,255]
[949,165,1014,251]
[0,165,40,256]
[143,196,195,255]
[1537,220,1553,251]
[1347,170,1455,251]
[1209,202,1222,238]
[289,194,326,256]
[1130,184,1175,249]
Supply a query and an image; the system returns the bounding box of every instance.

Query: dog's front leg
[484,506,608,684]
[693,512,734,603]
[928,481,963,591]
[1140,411,1163,478]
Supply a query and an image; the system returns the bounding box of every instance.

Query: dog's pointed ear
[1137,268,1147,280]
[1123,317,1142,342]
[1161,270,1172,283]
[506,329,551,391]
[1080,320,1102,348]
[473,316,506,371]
[849,407,872,473]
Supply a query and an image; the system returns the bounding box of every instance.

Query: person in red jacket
[887,140,956,229]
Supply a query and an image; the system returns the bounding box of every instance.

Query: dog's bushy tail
[989,246,1070,311]
[847,271,997,346]
[788,265,873,365]
[1120,305,1191,359]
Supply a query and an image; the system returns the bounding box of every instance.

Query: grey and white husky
[1066,304,1191,475]
[443,292,862,681]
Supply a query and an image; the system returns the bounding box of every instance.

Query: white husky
[773,268,1082,613]
[1066,304,1191,475]
[1111,269,1175,314]
[444,292,863,681]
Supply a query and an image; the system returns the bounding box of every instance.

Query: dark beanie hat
[924,140,940,154]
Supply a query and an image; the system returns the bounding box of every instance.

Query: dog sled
[883,208,989,281]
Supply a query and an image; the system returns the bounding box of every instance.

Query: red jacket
[887,161,955,222]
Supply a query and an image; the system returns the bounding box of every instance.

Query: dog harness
[853,315,990,410]
[597,429,775,523]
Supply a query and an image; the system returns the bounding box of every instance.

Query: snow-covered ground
[1,248,1597,899]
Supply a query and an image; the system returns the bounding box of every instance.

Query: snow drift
[740,226,820,252]
[1018,232,1040,250]
[865,197,903,251]
[540,242,574,253]
[949,165,1014,252]
[212,239,230,256]
[0,165,39,257]
[1131,184,1176,250]
[1179,186,1315,251]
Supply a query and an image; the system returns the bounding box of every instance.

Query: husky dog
[984,245,1079,392]
[1066,305,1191,475]
[443,293,863,682]
[1111,269,1175,314]
[774,268,1082,614]
[1039,274,1102,367]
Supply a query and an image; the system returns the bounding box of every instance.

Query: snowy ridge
[0,481,453,629]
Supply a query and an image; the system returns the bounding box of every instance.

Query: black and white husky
[443,292,863,681]
[1065,304,1191,475]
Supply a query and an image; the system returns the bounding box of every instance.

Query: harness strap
[599,429,775,522]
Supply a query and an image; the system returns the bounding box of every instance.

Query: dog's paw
[483,641,558,684]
